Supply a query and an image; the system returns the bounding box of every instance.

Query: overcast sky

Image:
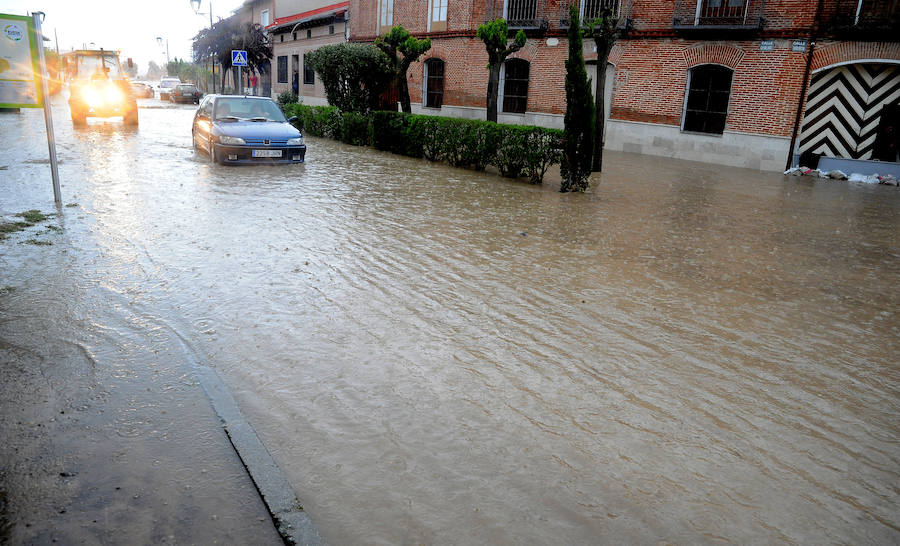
[1,0,246,76]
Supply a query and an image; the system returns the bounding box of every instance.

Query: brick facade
[347,0,899,170]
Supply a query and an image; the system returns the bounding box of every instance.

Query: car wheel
[124,109,138,126]
[71,110,86,126]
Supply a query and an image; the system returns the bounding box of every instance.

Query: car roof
[212,95,274,100]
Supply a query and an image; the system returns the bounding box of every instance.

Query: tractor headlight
[287,137,304,146]
[103,85,124,104]
[219,136,246,145]
[83,87,103,108]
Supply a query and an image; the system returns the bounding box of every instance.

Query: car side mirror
[287,116,297,123]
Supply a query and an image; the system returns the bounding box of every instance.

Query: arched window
[683,64,733,134]
[424,58,445,108]
[502,58,529,114]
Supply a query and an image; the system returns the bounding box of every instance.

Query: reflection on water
[2,99,899,544]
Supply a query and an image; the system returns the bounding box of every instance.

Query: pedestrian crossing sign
[231,50,248,67]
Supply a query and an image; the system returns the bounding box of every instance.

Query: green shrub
[408,115,441,160]
[277,91,299,110]
[339,111,372,146]
[368,112,561,183]
[470,122,501,171]
[372,111,410,155]
[306,43,393,113]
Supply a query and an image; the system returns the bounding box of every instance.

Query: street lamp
[156,36,170,66]
[190,0,216,93]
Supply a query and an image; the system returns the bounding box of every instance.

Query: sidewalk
[0,211,308,544]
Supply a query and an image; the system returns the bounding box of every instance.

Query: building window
[307,29,312,38]
[581,0,620,20]
[429,0,448,32]
[329,24,335,34]
[502,58,529,114]
[683,64,733,134]
[379,0,394,29]
[303,53,315,85]
[699,0,746,24]
[424,58,445,108]
[503,0,537,23]
[277,55,288,84]
[261,9,270,27]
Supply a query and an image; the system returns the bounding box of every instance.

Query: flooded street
[2,95,898,544]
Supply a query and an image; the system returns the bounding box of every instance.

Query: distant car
[171,83,202,104]
[157,77,180,100]
[192,95,306,165]
[130,82,154,98]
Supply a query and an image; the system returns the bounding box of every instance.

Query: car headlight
[287,137,304,146]
[218,136,246,145]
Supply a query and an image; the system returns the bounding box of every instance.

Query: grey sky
[1,0,245,76]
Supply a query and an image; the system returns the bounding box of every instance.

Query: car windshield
[76,54,122,79]
[160,80,179,88]
[213,98,286,122]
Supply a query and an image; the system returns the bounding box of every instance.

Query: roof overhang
[266,1,349,33]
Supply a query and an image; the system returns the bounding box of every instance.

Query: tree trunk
[592,36,611,172]
[486,63,501,123]
[398,67,412,113]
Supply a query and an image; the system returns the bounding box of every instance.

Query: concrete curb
[194,365,324,546]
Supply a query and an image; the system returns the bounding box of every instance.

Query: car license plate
[252,150,282,158]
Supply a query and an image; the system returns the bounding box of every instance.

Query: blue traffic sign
[231,50,248,67]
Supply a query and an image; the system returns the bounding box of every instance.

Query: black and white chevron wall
[799,63,900,160]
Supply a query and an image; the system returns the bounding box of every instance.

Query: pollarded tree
[476,19,526,123]
[560,3,595,193]
[306,43,394,113]
[585,8,619,172]
[375,25,432,113]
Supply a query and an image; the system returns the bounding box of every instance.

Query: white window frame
[498,59,530,114]
[379,0,394,30]
[427,0,448,32]
[579,0,621,20]
[680,64,734,135]
[422,58,445,108]
[261,9,270,27]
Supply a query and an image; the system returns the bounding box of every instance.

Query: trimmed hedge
[284,104,563,184]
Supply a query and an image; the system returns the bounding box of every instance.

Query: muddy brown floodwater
[2,96,899,544]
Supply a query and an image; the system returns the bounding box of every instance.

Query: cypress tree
[560,3,595,192]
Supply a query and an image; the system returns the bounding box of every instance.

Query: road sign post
[231,50,247,95]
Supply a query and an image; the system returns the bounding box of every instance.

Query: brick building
[268,1,350,105]
[349,0,899,172]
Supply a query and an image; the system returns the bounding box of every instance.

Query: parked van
[157,77,181,101]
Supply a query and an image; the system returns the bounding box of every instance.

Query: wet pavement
[2,93,899,545]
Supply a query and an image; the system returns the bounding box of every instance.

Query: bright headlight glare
[83,87,103,108]
[219,136,246,145]
[103,85,123,104]
[287,137,304,146]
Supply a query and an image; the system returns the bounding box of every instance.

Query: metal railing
[582,0,621,20]
[504,0,538,28]
[672,0,766,29]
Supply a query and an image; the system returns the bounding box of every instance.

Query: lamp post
[156,36,170,74]
[190,0,216,93]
